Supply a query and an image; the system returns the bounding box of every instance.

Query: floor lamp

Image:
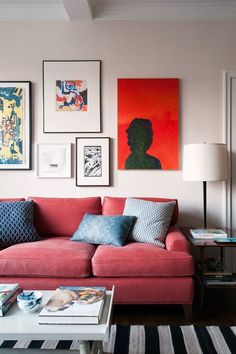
[183,143,228,228]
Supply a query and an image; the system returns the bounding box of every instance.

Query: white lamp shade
[183,143,228,181]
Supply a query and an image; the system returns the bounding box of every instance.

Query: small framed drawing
[0,81,31,170]
[43,60,101,133]
[37,143,71,178]
[76,137,110,186]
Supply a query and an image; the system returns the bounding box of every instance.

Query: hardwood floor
[112,288,236,325]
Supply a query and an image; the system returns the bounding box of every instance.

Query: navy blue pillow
[71,213,136,246]
[0,201,40,247]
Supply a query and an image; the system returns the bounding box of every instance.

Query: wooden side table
[180,227,236,307]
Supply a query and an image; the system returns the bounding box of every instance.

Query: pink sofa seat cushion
[28,197,102,237]
[102,196,178,225]
[0,237,96,278]
[92,242,194,277]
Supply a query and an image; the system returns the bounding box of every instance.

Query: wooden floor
[112,288,236,326]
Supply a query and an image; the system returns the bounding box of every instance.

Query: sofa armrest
[165,226,190,253]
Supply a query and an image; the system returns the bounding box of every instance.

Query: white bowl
[17,291,43,313]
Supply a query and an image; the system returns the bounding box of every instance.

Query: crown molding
[0,1,66,21]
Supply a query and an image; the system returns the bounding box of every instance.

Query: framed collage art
[43,60,101,133]
[0,81,31,170]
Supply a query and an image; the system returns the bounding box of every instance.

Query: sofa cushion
[28,197,102,237]
[123,198,175,248]
[0,237,96,278]
[0,198,25,202]
[0,201,40,247]
[92,242,194,277]
[71,213,137,246]
[102,196,178,225]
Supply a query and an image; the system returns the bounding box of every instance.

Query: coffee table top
[0,289,114,342]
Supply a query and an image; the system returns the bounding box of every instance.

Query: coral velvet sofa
[0,196,194,317]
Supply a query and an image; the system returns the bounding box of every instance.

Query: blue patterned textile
[123,198,175,248]
[71,213,136,246]
[0,201,40,247]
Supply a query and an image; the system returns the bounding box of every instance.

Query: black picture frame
[43,60,101,133]
[76,137,110,186]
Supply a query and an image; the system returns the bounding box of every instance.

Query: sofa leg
[183,304,193,322]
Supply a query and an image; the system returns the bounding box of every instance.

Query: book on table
[190,229,227,239]
[38,286,106,325]
[0,289,22,317]
[0,283,19,307]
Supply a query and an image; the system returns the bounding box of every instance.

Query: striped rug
[0,325,235,354]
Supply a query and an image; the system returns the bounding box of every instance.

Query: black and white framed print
[43,60,101,133]
[76,137,110,186]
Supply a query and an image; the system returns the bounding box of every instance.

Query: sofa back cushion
[102,196,178,225]
[0,198,25,202]
[28,197,102,237]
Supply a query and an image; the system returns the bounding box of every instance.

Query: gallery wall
[0,20,235,226]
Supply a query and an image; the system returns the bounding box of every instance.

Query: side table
[180,227,236,307]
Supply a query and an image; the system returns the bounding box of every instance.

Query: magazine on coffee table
[38,286,106,324]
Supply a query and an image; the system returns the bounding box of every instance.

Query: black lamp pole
[203,181,207,229]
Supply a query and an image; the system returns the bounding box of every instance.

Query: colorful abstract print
[0,87,24,165]
[84,146,102,177]
[56,80,87,112]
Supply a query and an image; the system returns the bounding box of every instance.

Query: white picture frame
[43,60,101,133]
[37,143,71,178]
[76,137,110,186]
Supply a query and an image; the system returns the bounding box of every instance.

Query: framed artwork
[43,60,101,133]
[118,78,179,170]
[76,137,110,186]
[37,143,71,178]
[0,81,31,170]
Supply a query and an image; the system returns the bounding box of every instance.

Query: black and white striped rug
[0,325,235,354]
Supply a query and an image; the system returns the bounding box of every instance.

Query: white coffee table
[0,288,114,354]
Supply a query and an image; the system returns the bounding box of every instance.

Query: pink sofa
[0,196,194,319]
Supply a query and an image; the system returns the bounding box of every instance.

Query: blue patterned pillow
[71,213,136,246]
[123,198,175,248]
[0,201,40,247]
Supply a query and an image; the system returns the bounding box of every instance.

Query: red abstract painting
[118,78,179,170]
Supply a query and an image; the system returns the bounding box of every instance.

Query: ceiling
[0,0,236,21]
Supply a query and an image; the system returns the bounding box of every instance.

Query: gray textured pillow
[123,198,175,248]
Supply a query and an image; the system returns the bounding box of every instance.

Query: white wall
[0,20,234,226]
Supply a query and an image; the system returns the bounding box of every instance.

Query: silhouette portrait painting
[118,78,179,170]
[125,118,162,169]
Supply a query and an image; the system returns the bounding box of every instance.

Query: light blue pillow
[123,198,175,248]
[71,213,136,246]
[0,201,40,247]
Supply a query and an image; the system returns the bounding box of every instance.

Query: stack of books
[190,229,228,239]
[38,286,106,325]
[205,274,236,286]
[0,283,20,316]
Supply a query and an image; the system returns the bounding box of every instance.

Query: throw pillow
[0,201,40,247]
[71,213,136,246]
[123,198,176,248]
